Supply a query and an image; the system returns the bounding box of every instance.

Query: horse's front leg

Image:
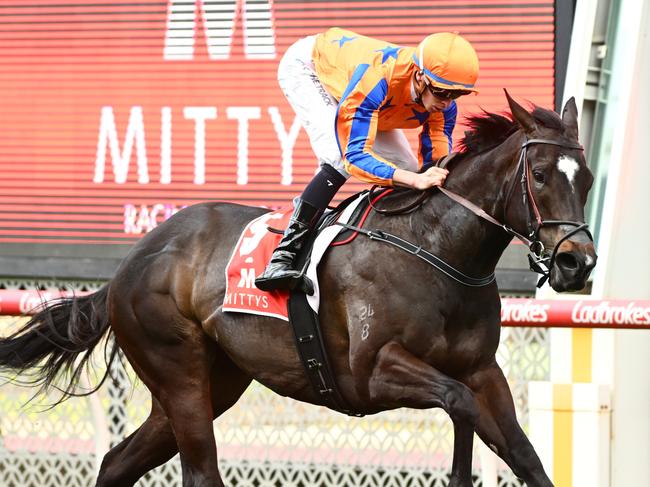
[367,341,478,487]
[464,360,553,487]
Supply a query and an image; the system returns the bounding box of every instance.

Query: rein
[366,152,459,216]
[339,186,496,288]
[367,186,429,215]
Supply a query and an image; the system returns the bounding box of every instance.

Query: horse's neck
[421,133,522,275]
[448,132,523,219]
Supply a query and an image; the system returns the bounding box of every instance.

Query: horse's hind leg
[96,350,251,486]
[96,397,176,486]
[367,341,478,487]
[96,346,252,487]
[107,290,250,487]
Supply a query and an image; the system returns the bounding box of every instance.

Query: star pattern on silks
[375,45,401,63]
[332,35,357,48]
[379,97,395,112]
[407,107,430,124]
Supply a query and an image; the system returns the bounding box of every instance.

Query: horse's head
[504,91,597,292]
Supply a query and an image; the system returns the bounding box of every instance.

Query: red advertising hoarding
[4,291,649,330]
[0,0,554,273]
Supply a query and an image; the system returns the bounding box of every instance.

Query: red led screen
[0,0,555,249]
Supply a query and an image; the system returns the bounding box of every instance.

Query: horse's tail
[0,285,118,405]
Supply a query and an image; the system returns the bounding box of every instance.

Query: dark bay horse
[0,93,596,487]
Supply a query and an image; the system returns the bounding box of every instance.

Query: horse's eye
[532,170,545,184]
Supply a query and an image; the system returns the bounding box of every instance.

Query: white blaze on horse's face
[557,155,580,191]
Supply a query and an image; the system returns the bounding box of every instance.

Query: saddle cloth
[223,193,370,321]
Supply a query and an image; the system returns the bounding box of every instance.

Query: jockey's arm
[335,71,397,186]
[418,101,457,171]
[394,101,456,189]
[393,166,448,190]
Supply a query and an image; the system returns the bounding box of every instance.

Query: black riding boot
[254,198,322,294]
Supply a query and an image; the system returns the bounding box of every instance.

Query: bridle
[364,136,594,287]
[441,137,593,287]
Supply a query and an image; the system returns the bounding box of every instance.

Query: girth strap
[288,291,363,417]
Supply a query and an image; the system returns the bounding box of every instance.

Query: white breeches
[277,35,419,178]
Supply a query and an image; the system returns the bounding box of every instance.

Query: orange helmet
[413,32,479,93]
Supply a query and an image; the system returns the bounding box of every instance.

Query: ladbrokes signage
[0,1,555,250]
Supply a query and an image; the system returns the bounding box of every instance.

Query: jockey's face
[420,85,453,113]
[416,72,470,113]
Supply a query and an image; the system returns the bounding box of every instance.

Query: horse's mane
[377,105,565,209]
[457,106,565,156]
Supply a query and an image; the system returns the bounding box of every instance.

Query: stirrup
[254,258,301,291]
[255,271,300,292]
[255,271,314,295]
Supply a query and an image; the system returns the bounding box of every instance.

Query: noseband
[440,137,593,287]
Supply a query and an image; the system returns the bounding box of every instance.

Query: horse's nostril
[555,252,579,271]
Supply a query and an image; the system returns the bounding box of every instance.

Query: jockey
[255,28,479,294]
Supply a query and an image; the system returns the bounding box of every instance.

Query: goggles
[424,80,471,100]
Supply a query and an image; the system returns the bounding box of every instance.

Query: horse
[0,92,596,487]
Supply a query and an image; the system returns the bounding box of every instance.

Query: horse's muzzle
[549,240,597,292]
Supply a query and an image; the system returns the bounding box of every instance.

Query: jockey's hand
[393,166,449,190]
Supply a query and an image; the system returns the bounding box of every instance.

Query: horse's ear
[562,96,580,140]
[504,89,536,134]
